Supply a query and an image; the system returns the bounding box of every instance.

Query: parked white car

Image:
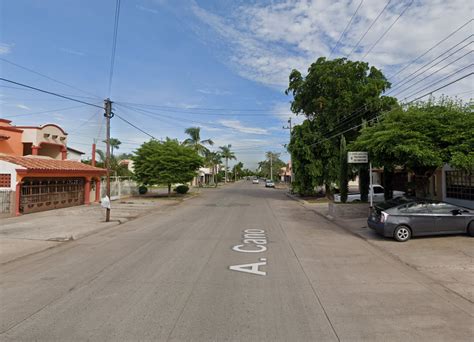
[334,185,405,203]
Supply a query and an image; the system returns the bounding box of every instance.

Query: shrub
[175,185,189,194]
[138,185,148,195]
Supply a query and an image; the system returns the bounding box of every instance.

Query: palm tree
[219,144,236,183]
[102,138,122,157]
[205,151,222,186]
[183,127,214,156]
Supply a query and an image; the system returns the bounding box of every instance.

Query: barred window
[0,174,11,188]
[446,170,474,201]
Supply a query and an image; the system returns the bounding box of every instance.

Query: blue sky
[1,0,472,169]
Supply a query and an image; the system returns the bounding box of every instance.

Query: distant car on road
[334,185,404,203]
[252,178,259,184]
[368,199,474,242]
[265,180,275,188]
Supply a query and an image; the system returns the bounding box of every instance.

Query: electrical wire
[346,0,392,58]
[0,57,100,99]
[2,104,88,118]
[114,113,157,139]
[388,19,473,79]
[392,51,472,98]
[386,36,472,94]
[328,0,364,59]
[0,78,103,108]
[107,0,122,96]
[362,0,414,59]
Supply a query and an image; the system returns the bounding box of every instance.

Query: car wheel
[468,222,474,237]
[394,225,411,242]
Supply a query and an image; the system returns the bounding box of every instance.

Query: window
[446,170,474,201]
[0,174,11,188]
[373,186,384,194]
[429,202,459,214]
[400,202,430,213]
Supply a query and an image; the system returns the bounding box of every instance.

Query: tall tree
[219,144,236,183]
[133,138,204,195]
[352,98,474,197]
[232,162,244,181]
[285,57,396,195]
[103,138,121,157]
[204,151,222,186]
[258,153,286,181]
[183,127,214,156]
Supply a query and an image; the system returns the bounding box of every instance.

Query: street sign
[348,151,368,163]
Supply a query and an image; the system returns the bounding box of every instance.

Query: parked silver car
[368,198,474,242]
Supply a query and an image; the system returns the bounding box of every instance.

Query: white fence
[100,177,138,201]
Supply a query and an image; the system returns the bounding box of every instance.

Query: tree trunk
[168,183,171,197]
[383,168,394,200]
[325,183,332,200]
[225,158,228,183]
[359,164,370,202]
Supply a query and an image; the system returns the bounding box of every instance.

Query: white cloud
[59,47,85,56]
[219,119,269,135]
[0,43,13,55]
[136,4,159,14]
[197,88,232,95]
[190,0,472,98]
[16,104,30,110]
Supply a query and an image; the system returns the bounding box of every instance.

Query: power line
[362,0,414,59]
[0,57,100,99]
[114,113,157,140]
[311,72,473,148]
[386,36,472,94]
[388,19,473,79]
[0,84,99,99]
[2,104,88,118]
[0,78,103,108]
[328,0,364,59]
[115,101,289,115]
[392,50,472,98]
[107,0,122,96]
[346,0,392,58]
[402,63,473,101]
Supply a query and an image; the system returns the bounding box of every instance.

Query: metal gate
[20,178,84,214]
[0,190,12,214]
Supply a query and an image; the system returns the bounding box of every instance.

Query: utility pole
[104,98,114,222]
[283,117,293,183]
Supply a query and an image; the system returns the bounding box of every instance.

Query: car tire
[468,222,474,237]
[394,225,411,242]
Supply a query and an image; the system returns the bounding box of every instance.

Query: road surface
[1,182,472,341]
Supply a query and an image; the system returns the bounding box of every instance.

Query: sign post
[347,151,373,207]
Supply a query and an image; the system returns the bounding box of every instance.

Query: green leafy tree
[102,138,122,157]
[219,144,236,183]
[133,138,204,195]
[285,57,396,196]
[339,135,348,202]
[232,162,244,181]
[204,151,222,186]
[258,153,286,181]
[352,98,474,197]
[183,127,214,156]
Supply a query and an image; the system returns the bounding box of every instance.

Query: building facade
[0,119,105,216]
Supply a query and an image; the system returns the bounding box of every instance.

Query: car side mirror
[451,209,462,216]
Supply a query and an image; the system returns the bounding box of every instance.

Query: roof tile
[0,155,106,173]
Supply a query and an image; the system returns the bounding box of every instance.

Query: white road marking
[229,261,267,276]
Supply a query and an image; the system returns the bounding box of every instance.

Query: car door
[399,201,435,235]
[429,202,468,233]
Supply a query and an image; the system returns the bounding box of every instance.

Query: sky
[0,0,472,169]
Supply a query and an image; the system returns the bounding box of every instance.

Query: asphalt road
[1,182,472,341]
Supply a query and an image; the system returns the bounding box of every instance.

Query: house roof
[0,155,106,174]
[67,146,85,154]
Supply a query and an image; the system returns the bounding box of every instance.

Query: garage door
[20,178,84,214]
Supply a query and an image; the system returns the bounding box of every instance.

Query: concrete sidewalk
[287,193,474,303]
[0,197,186,264]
